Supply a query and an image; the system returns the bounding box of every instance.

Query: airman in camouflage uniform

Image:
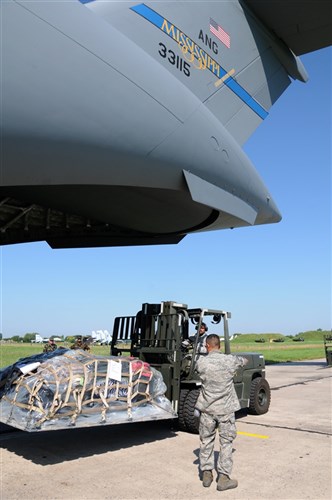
[195,334,248,491]
[43,338,57,353]
[70,335,91,351]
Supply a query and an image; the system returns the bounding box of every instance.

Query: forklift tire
[182,388,200,434]
[177,389,189,432]
[248,377,271,415]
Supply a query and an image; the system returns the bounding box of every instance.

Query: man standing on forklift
[182,322,209,354]
[194,322,209,354]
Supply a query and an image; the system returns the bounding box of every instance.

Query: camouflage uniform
[70,338,83,350]
[70,337,90,351]
[195,351,247,476]
[43,341,57,353]
[82,338,91,352]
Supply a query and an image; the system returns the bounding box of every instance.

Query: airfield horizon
[0,338,328,369]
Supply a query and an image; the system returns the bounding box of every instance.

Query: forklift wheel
[248,377,271,415]
[182,388,200,434]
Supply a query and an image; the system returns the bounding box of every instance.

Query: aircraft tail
[86,0,308,144]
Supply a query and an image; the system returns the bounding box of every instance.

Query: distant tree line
[1,333,77,343]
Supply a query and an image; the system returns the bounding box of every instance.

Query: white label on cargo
[107,360,122,382]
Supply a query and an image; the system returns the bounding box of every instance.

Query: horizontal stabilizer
[244,0,332,55]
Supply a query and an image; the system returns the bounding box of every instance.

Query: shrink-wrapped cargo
[0,349,176,431]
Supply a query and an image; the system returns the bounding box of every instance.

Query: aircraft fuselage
[1,0,285,247]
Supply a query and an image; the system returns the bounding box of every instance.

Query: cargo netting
[0,349,176,431]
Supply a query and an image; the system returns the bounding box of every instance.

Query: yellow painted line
[237,431,269,439]
[214,68,235,88]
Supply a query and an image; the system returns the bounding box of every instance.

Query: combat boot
[217,474,238,491]
[202,470,213,488]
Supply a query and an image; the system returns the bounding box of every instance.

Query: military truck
[110,301,271,433]
[323,334,332,366]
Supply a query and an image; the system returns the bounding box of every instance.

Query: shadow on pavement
[0,419,176,465]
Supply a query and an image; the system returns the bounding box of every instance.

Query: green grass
[228,330,329,362]
[232,330,330,343]
[0,340,327,369]
[229,343,325,363]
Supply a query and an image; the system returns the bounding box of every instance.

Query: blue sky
[1,47,331,338]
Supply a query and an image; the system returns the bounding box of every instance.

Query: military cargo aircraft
[1,0,331,248]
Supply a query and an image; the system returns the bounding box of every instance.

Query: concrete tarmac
[0,360,331,500]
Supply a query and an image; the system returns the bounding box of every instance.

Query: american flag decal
[209,18,230,48]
